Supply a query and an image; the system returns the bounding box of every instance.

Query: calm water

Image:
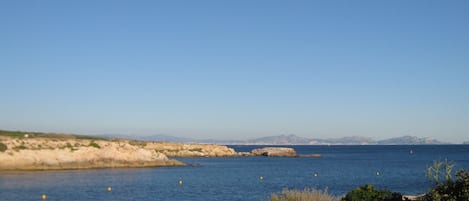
[1,145,469,201]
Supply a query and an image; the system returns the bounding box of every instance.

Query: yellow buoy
[178,180,183,185]
[41,194,47,200]
[107,186,112,192]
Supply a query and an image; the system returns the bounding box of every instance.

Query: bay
[1,145,468,201]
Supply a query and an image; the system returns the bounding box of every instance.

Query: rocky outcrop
[0,133,241,170]
[143,142,238,157]
[251,147,298,157]
[0,137,185,170]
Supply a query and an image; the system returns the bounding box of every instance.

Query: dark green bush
[13,145,27,151]
[89,141,101,149]
[342,184,403,201]
[419,169,469,201]
[0,142,7,152]
[189,148,203,152]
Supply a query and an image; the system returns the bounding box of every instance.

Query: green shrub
[271,188,339,201]
[72,134,107,140]
[129,140,147,147]
[0,142,7,152]
[419,169,469,201]
[64,142,78,151]
[342,184,403,201]
[89,141,101,149]
[189,148,203,152]
[426,159,455,184]
[13,145,27,151]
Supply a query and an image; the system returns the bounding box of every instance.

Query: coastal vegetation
[341,184,403,201]
[269,185,408,201]
[13,145,27,151]
[419,169,469,201]
[419,160,469,201]
[0,142,7,152]
[271,188,339,201]
[88,141,101,149]
[426,159,455,184]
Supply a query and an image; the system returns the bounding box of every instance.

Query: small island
[251,147,298,157]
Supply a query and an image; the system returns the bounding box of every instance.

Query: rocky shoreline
[0,132,314,171]
[0,136,188,170]
[143,141,238,157]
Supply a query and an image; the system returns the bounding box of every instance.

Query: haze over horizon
[1,1,468,143]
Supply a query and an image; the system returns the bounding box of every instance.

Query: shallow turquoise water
[1,145,468,201]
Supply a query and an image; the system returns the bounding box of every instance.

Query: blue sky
[1,1,468,142]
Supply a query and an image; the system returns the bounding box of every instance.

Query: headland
[0,130,237,170]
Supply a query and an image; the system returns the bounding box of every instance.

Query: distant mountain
[227,135,446,145]
[98,133,449,145]
[244,134,312,145]
[98,134,243,144]
[463,141,469,145]
[313,136,375,145]
[377,135,446,145]
[98,134,195,143]
[222,134,376,145]
[136,134,195,142]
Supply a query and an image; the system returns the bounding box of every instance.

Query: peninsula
[0,130,237,170]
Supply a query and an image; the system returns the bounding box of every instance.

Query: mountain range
[102,134,449,145]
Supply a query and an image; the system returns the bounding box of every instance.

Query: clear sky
[1,1,468,142]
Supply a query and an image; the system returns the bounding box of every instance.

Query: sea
[1,145,469,201]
